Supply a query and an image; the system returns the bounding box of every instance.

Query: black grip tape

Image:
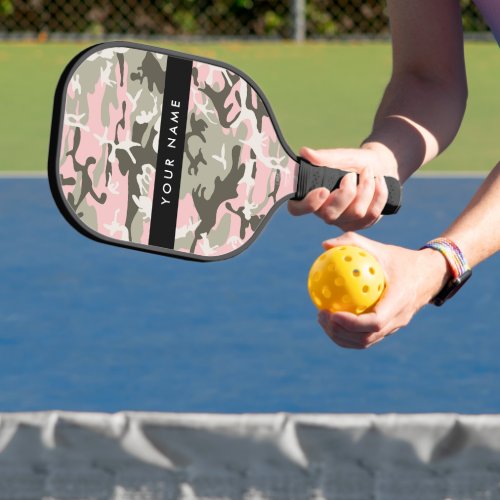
[292,158,402,215]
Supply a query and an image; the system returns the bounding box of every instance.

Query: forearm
[362,73,467,182]
[441,162,500,267]
[418,162,500,303]
[361,0,467,183]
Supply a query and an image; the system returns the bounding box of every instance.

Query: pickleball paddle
[48,41,401,262]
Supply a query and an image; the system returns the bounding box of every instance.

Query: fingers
[331,311,385,334]
[289,168,380,226]
[314,172,358,224]
[339,174,388,230]
[314,233,422,349]
[288,147,390,230]
[288,187,330,216]
[349,165,376,220]
[329,168,389,231]
[368,175,389,220]
[318,308,398,350]
[322,231,378,253]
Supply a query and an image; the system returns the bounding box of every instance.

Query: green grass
[0,41,497,172]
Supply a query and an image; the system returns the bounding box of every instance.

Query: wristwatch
[421,238,472,306]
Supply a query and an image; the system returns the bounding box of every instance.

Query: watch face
[432,269,472,306]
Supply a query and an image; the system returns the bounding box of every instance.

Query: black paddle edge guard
[292,158,402,215]
[47,41,298,262]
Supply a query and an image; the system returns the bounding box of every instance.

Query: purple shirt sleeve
[473,0,500,45]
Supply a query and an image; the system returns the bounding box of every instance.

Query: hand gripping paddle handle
[292,158,402,215]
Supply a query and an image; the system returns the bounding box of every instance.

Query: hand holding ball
[308,245,385,314]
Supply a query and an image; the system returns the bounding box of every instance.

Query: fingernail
[319,188,329,200]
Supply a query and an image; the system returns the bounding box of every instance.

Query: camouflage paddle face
[49,41,401,261]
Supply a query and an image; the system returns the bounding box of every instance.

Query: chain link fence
[0,0,491,40]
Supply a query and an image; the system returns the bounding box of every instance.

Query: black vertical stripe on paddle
[149,56,193,249]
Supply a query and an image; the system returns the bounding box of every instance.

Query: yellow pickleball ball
[308,245,385,314]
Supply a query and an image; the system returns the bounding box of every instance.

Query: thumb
[321,233,389,275]
[299,146,324,165]
[322,231,369,250]
[299,147,364,170]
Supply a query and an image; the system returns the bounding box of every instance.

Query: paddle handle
[292,158,402,215]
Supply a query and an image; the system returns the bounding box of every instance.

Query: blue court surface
[0,176,498,413]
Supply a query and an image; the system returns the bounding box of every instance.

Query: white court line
[414,170,487,179]
[0,171,47,178]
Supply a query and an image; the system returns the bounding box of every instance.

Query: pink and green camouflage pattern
[56,44,298,260]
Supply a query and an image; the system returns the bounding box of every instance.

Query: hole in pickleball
[313,271,321,282]
[327,264,335,272]
[352,269,360,277]
[378,284,382,291]
[334,277,344,286]
[322,286,332,299]
[342,295,351,304]
[344,256,352,262]
[359,251,367,257]
[369,267,376,275]
[362,285,369,293]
